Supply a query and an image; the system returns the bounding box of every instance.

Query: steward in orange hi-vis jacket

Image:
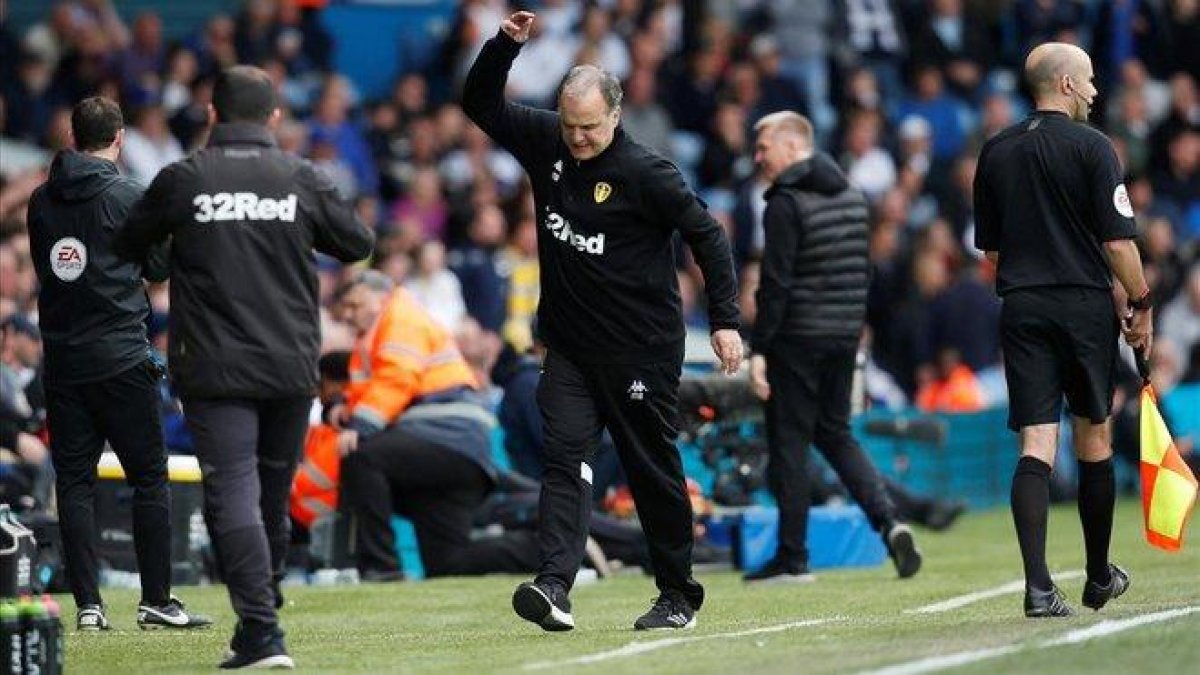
[291,283,480,529]
[293,271,536,579]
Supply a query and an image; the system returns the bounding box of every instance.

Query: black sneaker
[1082,563,1130,611]
[1025,585,1075,618]
[137,596,214,630]
[220,624,295,669]
[743,558,816,584]
[633,591,696,630]
[512,580,575,632]
[77,604,110,632]
[885,524,922,579]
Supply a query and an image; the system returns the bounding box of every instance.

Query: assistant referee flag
[1140,383,1198,551]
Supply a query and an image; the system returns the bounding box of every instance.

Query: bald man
[974,42,1151,618]
[462,11,741,632]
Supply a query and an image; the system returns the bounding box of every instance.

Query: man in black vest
[746,111,922,583]
[26,97,210,632]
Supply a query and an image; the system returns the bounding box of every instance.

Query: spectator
[1159,264,1200,361]
[120,103,184,186]
[404,239,467,331]
[915,346,985,413]
[449,204,510,334]
[119,12,165,94]
[620,67,675,159]
[842,109,897,202]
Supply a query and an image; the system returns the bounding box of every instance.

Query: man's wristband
[1129,292,1153,312]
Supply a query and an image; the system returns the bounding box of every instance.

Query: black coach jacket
[27,151,167,384]
[115,123,374,399]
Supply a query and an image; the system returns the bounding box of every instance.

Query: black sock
[1077,457,1115,584]
[1012,456,1053,590]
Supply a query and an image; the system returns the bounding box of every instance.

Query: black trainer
[512,580,574,632]
[1082,563,1130,611]
[1025,585,1075,618]
[885,523,923,579]
[137,596,213,630]
[77,604,110,631]
[220,623,295,669]
[633,591,696,630]
[743,558,816,584]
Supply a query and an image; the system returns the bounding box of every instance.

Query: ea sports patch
[1113,183,1134,218]
[50,237,87,282]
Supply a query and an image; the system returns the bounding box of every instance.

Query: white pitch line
[1042,607,1200,646]
[522,618,835,670]
[861,606,1200,675]
[905,570,1084,614]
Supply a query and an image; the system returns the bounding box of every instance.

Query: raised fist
[501,11,536,43]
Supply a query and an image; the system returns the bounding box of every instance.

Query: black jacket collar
[207,122,276,148]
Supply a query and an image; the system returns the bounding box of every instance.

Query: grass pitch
[66,500,1199,673]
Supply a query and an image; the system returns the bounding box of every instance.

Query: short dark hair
[212,65,277,124]
[71,97,123,152]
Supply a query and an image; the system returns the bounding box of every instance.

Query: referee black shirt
[974,110,1138,294]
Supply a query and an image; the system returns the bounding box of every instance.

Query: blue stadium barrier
[725,505,887,572]
[855,407,1019,509]
[1163,383,1200,441]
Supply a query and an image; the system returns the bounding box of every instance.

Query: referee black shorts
[1000,287,1120,432]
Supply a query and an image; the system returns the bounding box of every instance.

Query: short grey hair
[558,65,623,111]
[337,269,394,300]
[754,111,814,145]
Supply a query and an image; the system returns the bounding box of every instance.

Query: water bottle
[0,601,20,675]
[39,596,62,675]
[17,596,44,675]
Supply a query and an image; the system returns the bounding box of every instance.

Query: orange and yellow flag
[1140,386,1198,551]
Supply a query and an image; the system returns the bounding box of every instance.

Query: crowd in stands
[2,0,1198,511]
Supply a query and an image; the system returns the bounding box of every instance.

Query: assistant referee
[974,42,1152,618]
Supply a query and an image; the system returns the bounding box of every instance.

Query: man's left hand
[711,329,743,375]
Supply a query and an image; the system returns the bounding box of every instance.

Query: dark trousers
[536,349,703,609]
[764,340,896,567]
[44,360,172,608]
[340,428,539,577]
[183,396,310,629]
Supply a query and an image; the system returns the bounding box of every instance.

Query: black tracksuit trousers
[535,349,703,610]
[182,396,311,630]
[45,359,172,609]
[764,340,897,568]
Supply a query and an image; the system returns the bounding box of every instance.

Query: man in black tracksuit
[746,111,922,584]
[463,11,741,632]
[26,97,210,632]
[115,67,374,669]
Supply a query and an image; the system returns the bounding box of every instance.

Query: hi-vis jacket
[344,287,477,435]
[291,288,494,528]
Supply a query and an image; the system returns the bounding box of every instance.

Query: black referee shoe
[885,524,923,579]
[633,590,697,630]
[1082,563,1130,611]
[137,596,213,630]
[512,580,575,632]
[1024,585,1075,618]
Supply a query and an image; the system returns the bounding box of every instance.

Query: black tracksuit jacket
[114,123,375,399]
[462,31,739,364]
[27,151,167,384]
